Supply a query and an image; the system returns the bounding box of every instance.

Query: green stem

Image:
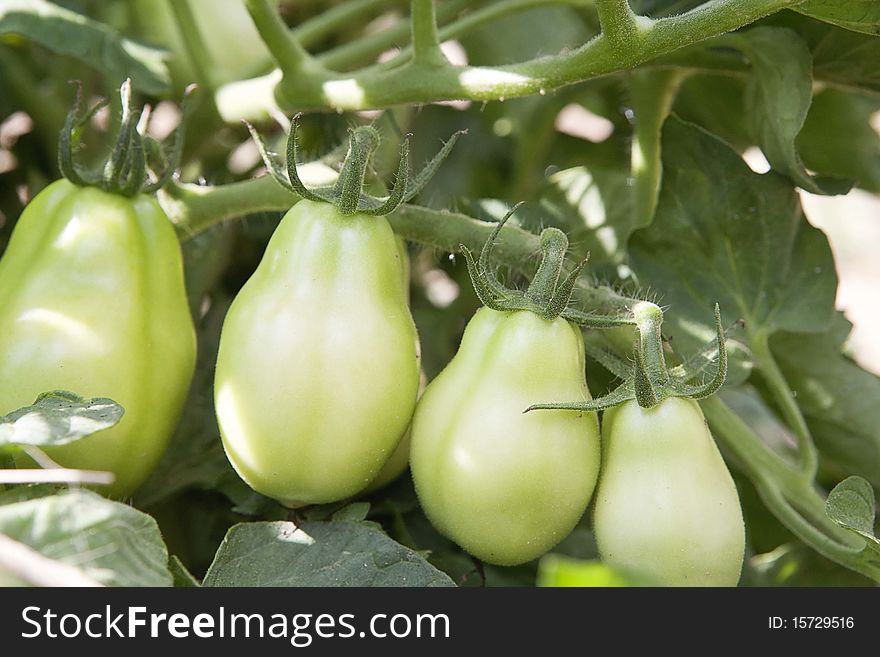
[754,481,874,580]
[168,0,217,93]
[373,0,593,74]
[249,0,801,113]
[702,395,804,492]
[410,0,444,66]
[160,175,633,314]
[750,331,819,481]
[526,229,569,306]
[245,0,319,76]
[318,0,475,72]
[701,396,867,568]
[293,0,402,50]
[160,175,297,238]
[595,0,640,48]
[634,301,669,391]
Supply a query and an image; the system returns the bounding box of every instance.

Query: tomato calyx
[249,113,465,217]
[527,301,728,413]
[459,203,633,326]
[58,79,194,197]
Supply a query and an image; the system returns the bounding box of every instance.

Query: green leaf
[331,502,370,522]
[796,1,880,37]
[0,0,170,95]
[629,116,837,384]
[0,390,123,452]
[169,554,201,587]
[534,164,634,269]
[826,476,876,537]
[672,74,751,152]
[724,27,851,195]
[810,24,880,94]
[537,555,648,587]
[0,489,173,586]
[771,314,880,489]
[797,88,880,193]
[202,521,455,587]
[824,476,880,581]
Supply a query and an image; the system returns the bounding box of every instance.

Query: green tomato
[410,307,600,566]
[214,199,420,507]
[0,180,196,497]
[594,397,745,586]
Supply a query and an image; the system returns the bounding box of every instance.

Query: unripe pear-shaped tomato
[214,199,420,507]
[594,397,745,586]
[410,307,600,566]
[0,179,196,497]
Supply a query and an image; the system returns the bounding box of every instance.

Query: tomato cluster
[0,120,744,586]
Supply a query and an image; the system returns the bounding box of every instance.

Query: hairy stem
[220,0,801,116]
[160,175,633,313]
[318,0,475,72]
[596,0,640,48]
[245,0,319,76]
[294,0,403,50]
[411,0,444,65]
[168,0,217,93]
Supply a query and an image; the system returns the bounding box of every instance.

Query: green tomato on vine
[214,119,462,507]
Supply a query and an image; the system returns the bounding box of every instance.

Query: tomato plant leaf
[629,116,837,384]
[826,476,876,537]
[824,476,880,580]
[825,476,880,578]
[809,23,880,94]
[331,502,371,523]
[0,390,123,452]
[0,489,173,586]
[771,314,880,489]
[0,0,170,95]
[169,554,201,587]
[202,521,455,587]
[724,27,852,195]
[798,89,880,193]
[795,0,880,37]
[672,75,750,152]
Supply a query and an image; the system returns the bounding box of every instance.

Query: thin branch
[411,0,445,65]
[219,0,801,116]
[245,0,319,76]
[159,176,634,314]
[749,330,819,480]
[595,0,641,47]
[168,0,217,92]
[293,0,402,49]
[318,0,475,71]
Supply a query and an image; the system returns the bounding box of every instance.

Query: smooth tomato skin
[594,397,745,586]
[214,200,420,507]
[410,307,600,566]
[0,179,196,497]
